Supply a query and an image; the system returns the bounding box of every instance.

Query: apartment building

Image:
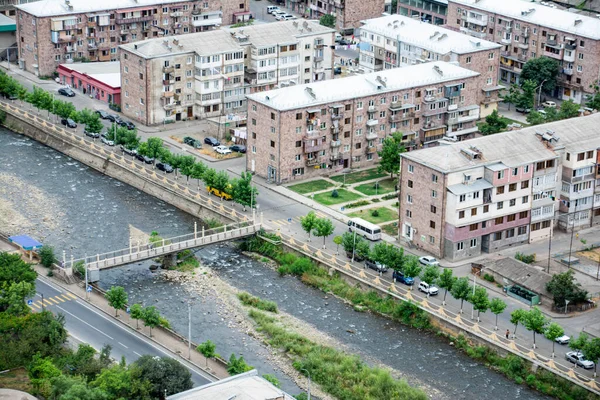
[447,0,600,104]
[399,112,600,261]
[15,0,248,77]
[358,15,501,120]
[288,0,385,34]
[398,0,448,25]
[245,61,481,184]
[1,0,39,17]
[119,19,334,125]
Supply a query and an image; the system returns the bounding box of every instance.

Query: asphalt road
[31,277,213,387]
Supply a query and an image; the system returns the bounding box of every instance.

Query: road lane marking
[66,293,77,299]
[133,351,142,357]
[118,342,129,349]
[48,297,60,304]
[56,305,114,340]
[33,302,42,309]
[54,296,65,303]
[43,299,53,306]
[61,294,72,301]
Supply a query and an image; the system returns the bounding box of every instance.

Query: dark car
[183,136,202,148]
[136,153,154,164]
[229,144,246,153]
[516,106,531,114]
[156,162,174,173]
[204,137,220,146]
[4,93,18,100]
[114,116,124,125]
[122,121,135,130]
[84,129,100,138]
[95,110,110,119]
[104,114,118,122]
[365,259,388,273]
[120,145,137,156]
[334,66,342,75]
[338,39,351,46]
[58,87,75,97]
[393,270,414,285]
[61,118,77,128]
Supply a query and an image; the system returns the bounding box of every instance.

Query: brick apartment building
[358,15,502,121]
[447,0,600,104]
[398,0,448,25]
[286,0,385,34]
[16,0,249,77]
[245,61,482,184]
[119,20,334,125]
[399,112,600,261]
[1,0,38,18]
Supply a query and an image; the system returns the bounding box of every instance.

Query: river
[0,129,548,399]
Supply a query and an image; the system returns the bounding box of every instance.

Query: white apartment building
[119,19,334,125]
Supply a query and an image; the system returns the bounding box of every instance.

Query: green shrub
[371,209,379,217]
[73,261,85,278]
[371,198,381,203]
[39,245,55,268]
[331,189,339,198]
[483,273,495,283]
[345,200,371,209]
[237,292,278,313]
[515,252,536,264]
[262,374,281,388]
[381,193,398,200]
[227,354,253,375]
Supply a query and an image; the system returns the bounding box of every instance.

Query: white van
[266,6,280,14]
[348,218,382,241]
[335,33,342,43]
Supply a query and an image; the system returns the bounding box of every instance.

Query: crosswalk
[268,211,329,227]
[29,292,76,310]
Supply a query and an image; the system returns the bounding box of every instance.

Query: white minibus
[347,218,382,241]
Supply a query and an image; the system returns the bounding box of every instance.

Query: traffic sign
[341,206,345,211]
[86,286,92,292]
[126,307,131,314]
[287,218,292,223]
[27,299,33,306]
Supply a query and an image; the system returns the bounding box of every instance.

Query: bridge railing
[72,221,259,269]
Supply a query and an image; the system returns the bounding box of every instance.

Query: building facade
[358,15,502,120]
[16,0,248,77]
[447,0,600,104]
[399,112,600,261]
[398,0,447,25]
[287,0,385,34]
[245,61,482,184]
[57,61,121,104]
[119,20,334,125]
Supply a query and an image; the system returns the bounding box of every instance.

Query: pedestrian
[505,329,510,339]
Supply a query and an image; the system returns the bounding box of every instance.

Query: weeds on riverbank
[237,292,278,313]
[248,309,428,400]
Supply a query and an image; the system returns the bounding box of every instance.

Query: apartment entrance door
[481,234,490,253]
[267,165,276,183]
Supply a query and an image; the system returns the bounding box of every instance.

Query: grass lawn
[354,178,397,196]
[500,116,528,126]
[313,189,363,205]
[330,168,388,185]
[288,179,335,194]
[349,207,398,225]
[382,222,398,237]
[0,368,32,393]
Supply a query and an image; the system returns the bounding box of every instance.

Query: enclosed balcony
[366,131,378,140]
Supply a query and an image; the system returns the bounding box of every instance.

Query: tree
[300,211,318,241]
[341,231,359,257]
[72,108,95,124]
[91,364,137,399]
[27,354,62,397]
[378,132,405,178]
[437,269,454,306]
[520,57,560,94]
[312,217,335,249]
[586,81,600,110]
[501,84,520,111]
[522,307,549,349]
[130,303,143,329]
[39,245,55,268]
[141,306,161,337]
[478,110,508,135]
[131,355,192,398]
[526,110,546,126]
[227,354,253,375]
[319,14,335,28]
[233,172,257,210]
[355,240,371,261]
[53,100,76,119]
[202,168,217,189]
[191,162,207,188]
[469,286,489,322]
[543,106,560,122]
[197,340,216,367]
[85,114,104,134]
[178,155,196,183]
[60,382,109,400]
[402,257,422,289]
[558,99,581,120]
[582,338,600,376]
[570,333,589,354]
[489,298,507,331]
[139,137,166,160]
[262,374,281,388]
[510,309,526,338]
[105,286,128,317]
[450,277,470,313]
[544,322,564,358]
[333,235,343,255]
[546,269,588,307]
[0,252,37,313]
[4,281,35,315]
[420,264,440,286]
[516,79,536,111]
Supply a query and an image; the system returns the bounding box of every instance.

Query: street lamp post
[351,229,357,262]
[536,79,547,109]
[565,299,571,314]
[471,266,484,320]
[567,200,578,268]
[300,368,311,400]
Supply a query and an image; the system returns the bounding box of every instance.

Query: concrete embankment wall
[1,106,238,224]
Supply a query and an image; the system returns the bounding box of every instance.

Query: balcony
[564,42,577,51]
[58,35,75,43]
[368,105,375,112]
[389,112,413,123]
[423,105,448,117]
[563,51,575,62]
[546,38,558,46]
[366,146,378,154]
[163,66,174,73]
[98,53,111,62]
[65,46,75,53]
[501,37,512,45]
[521,29,530,37]
[366,118,378,127]
[304,141,326,153]
[563,68,573,76]
[543,48,562,60]
[460,27,487,39]
[163,101,177,110]
[331,112,343,120]
[162,91,175,98]
[171,11,184,17]
[162,78,175,85]
[330,139,341,148]
[305,128,319,138]
[466,14,487,26]
[313,55,323,62]
[517,42,529,50]
[115,15,154,24]
[330,152,343,161]
[423,95,437,103]
[306,157,323,167]
[366,131,378,140]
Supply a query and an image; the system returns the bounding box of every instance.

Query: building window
[430,220,436,229]
[497,186,505,194]
[497,170,505,179]
[408,164,414,173]
[507,214,516,222]
[431,205,437,213]
[457,242,464,251]
[518,226,527,235]
[432,174,438,183]
[432,190,437,198]
[459,194,466,202]
[408,180,413,188]
[270,140,275,148]
[497,201,504,210]
[493,232,502,241]
[495,217,504,225]
[519,211,528,219]
[509,199,516,207]
[470,238,477,248]
[466,56,471,64]
[429,236,435,244]
[521,180,529,189]
[251,146,256,153]
[469,223,478,231]
[509,183,517,192]
[522,196,529,204]
[459,210,465,219]
[406,210,412,218]
[483,205,489,213]
[407,195,413,204]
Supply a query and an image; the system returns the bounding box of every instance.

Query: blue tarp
[8,235,43,250]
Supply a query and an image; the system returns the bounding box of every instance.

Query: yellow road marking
[43,299,53,306]
[66,293,76,299]
[48,297,60,304]
[61,294,71,301]
[31,303,41,309]
[54,296,65,303]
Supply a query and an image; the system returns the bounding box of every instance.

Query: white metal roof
[226,19,335,47]
[59,61,121,87]
[360,14,500,55]
[452,0,600,40]
[246,61,479,111]
[16,0,192,17]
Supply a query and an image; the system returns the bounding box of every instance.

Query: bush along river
[0,129,553,399]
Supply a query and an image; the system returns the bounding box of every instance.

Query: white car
[282,15,297,20]
[565,351,595,369]
[542,100,557,108]
[419,256,440,266]
[276,13,293,20]
[418,281,439,295]
[101,136,115,146]
[215,145,232,155]
[272,10,286,17]
[555,335,570,345]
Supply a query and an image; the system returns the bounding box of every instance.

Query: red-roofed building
[57,61,121,106]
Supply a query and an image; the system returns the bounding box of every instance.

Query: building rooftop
[452,0,600,40]
[478,256,552,298]
[226,19,335,47]
[59,61,121,88]
[360,15,500,55]
[402,112,600,173]
[246,61,479,111]
[16,0,191,17]
[120,30,241,59]
[167,370,295,400]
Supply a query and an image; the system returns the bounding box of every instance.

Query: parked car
[215,145,232,155]
[229,144,246,153]
[84,129,100,139]
[95,110,110,119]
[364,259,388,273]
[542,101,557,108]
[101,136,115,146]
[204,137,220,146]
[334,66,342,75]
[565,351,595,369]
[184,136,202,149]
[275,12,292,20]
[120,120,135,130]
[555,335,570,345]
[113,116,124,125]
[266,6,280,14]
[58,87,75,97]
[516,106,531,113]
[105,114,118,122]
[282,14,297,20]
[156,162,174,173]
[272,10,286,17]
[418,281,439,296]
[393,270,414,285]
[338,39,351,46]
[120,145,137,156]
[136,153,154,164]
[3,93,18,100]
[61,118,77,128]
[335,33,342,43]
[419,256,440,266]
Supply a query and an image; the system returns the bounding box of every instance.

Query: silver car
[419,256,440,266]
[555,335,570,345]
[565,351,594,369]
[364,259,388,273]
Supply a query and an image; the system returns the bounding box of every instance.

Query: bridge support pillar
[194,221,197,239]
[202,226,205,237]
[88,267,100,283]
